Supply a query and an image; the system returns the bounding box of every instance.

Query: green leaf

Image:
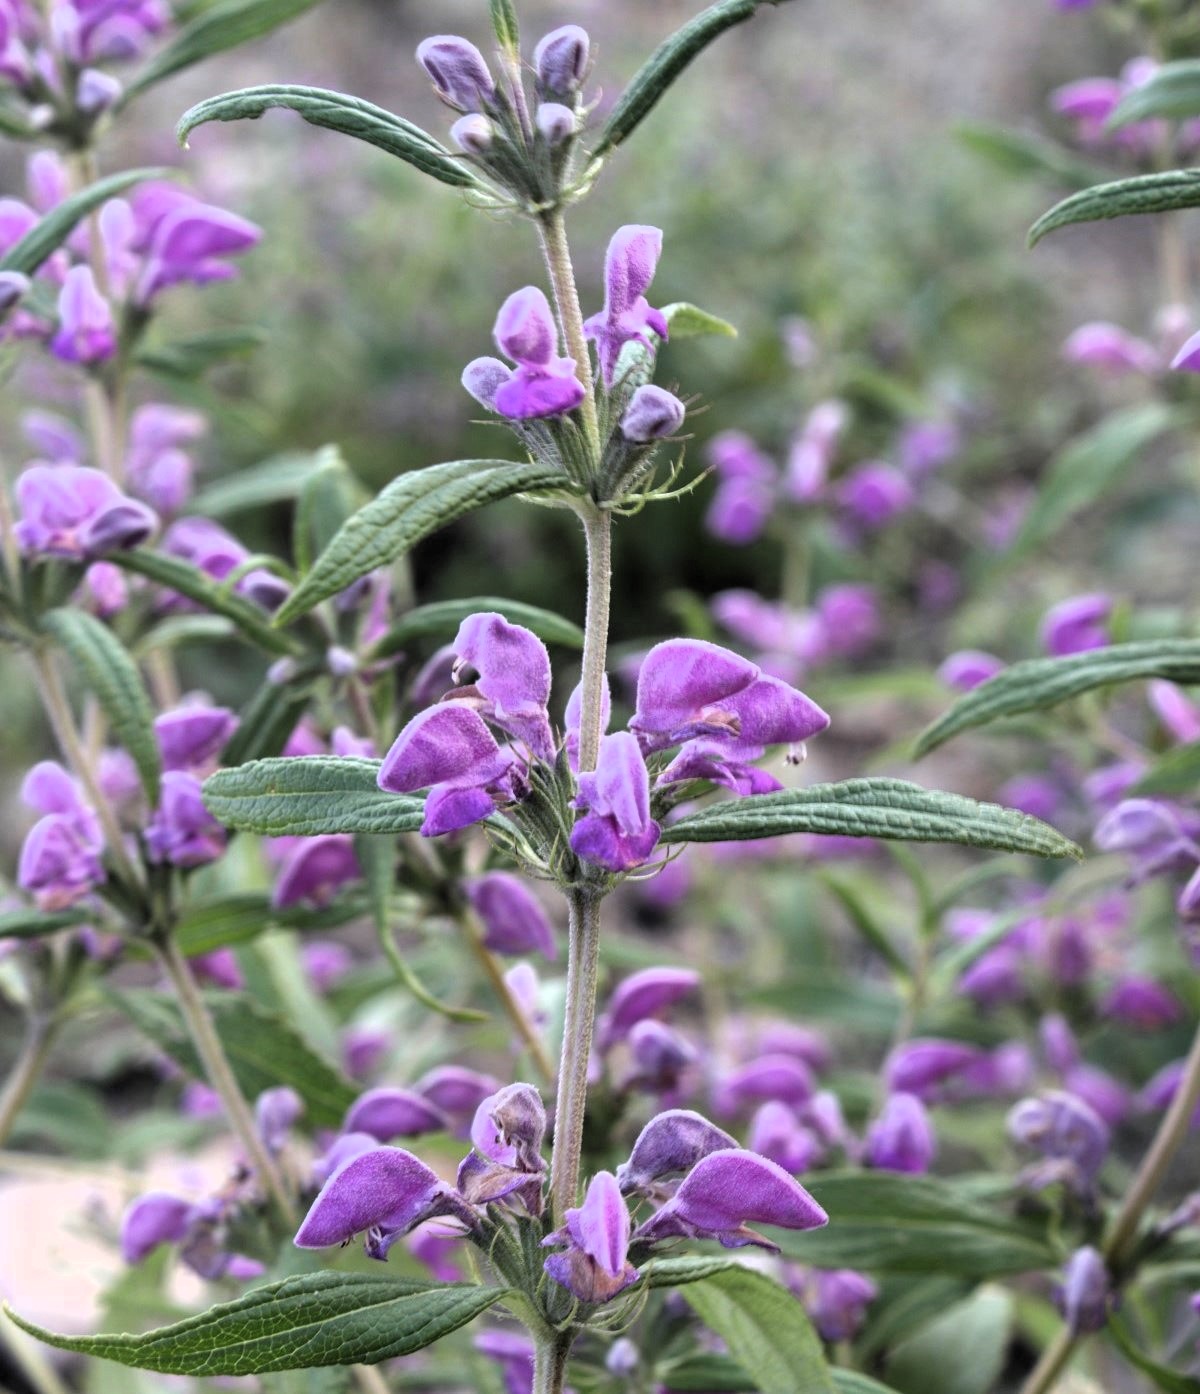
[831,1376,905,1394]
[657,1354,756,1392]
[885,1288,1012,1394]
[779,1173,1059,1277]
[662,302,738,339]
[192,451,331,518]
[678,1266,834,1394]
[1030,168,1200,246]
[0,100,33,138]
[113,549,301,656]
[272,459,567,625]
[203,757,426,837]
[643,1256,743,1289]
[177,85,475,189]
[136,327,266,379]
[1007,404,1177,559]
[174,893,362,956]
[221,681,315,767]
[817,872,910,976]
[914,640,1200,756]
[5,1272,508,1374]
[593,0,793,157]
[659,779,1080,860]
[0,907,91,940]
[955,121,1111,190]
[125,0,328,100]
[1108,1314,1200,1393]
[110,988,356,1129]
[293,448,366,575]
[1131,740,1200,796]
[0,170,169,277]
[489,0,519,53]
[42,609,161,805]
[370,595,583,660]
[1109,61,1200,126]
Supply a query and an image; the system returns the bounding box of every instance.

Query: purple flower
[835,460,914,532]
[714,1054,816,1118]
[1103,977,1181,1030]
[295,1145,477,1260]
[784,400,848,503]
[132,187,261,304]
[469,286,585,421]
[465,872,557,958]
[884,1038,983,1101]
[635,1147,827,1250]
[414,1065,501,1133]
[126,403,206,515]
[144,772,226,867]
[451,613,555,760]
[474,1330,535,1394]
[154,701,238,773]
[864,1093,935,1174]
[189,948,243,991]
[616,1108,737,1193]
[18,761,105,910]
[534,25,589,99]
[457,1083,547,1210]
[121,1193,193,1263]
[451,113,494,155]
[1007,1090,1108,1195]
[159,516,288,612]
[621,385,686,442]
[343,1087,447,1142]
[898,419,959,478]
[15,463,157,559]
[1171,329,1200,372]
[705,432,777,544]
[312,1132,382,1186]
[938,650,1004,692]
[804,1270,878,1342]
[544,1170,638,1303]
[255,1086,302,1154]
[626,1020,696,1098]
[343,1027,390,1080]
[584,225,669,388]
[272,835,361,909]
[569,731,661,872]
[1148,681,1200,744]
[1041,593,1111,657]
[301,940,352,993]
[596,966,699,1054]
[377,704,520,836]
[1057,1247,1111,1334]
[748,1101,820,1174]
[416,35,496,112]
[535,102,576,147]
[814,584,880,659]
[50,265,115,364]
[1063,322,1160,376]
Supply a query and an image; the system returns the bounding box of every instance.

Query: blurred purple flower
[864,1093,935,1174]
[466,871,556,959]
[15,463,157,559]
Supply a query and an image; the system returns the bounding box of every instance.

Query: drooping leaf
[659,779,1080,860]
[1108,1314,1200,1394]
[914,640,1200,755]
[677,1266,835,1394]
[5,1273,508,1374]
[1109,61,1200,126]
[42,609,161,804]
[779,1173,1059,1277]
[0,907,92,940]
[203,757,426,837]
[661,302,739,339]
[369,595,584,660]
[1131,740,1200,796]
[272,459,567,624]
[136,327,266,379]
[109,987,356,1129]
[1007,403,1177,559]
[0,170,169,277]
[113,549,302,656]
[125,0,329,100]
[177,85,475,188]
[1030,168,1200,245]
[593,0,795,157]
[955,121,1111,190]
[885,1288,1013,1394]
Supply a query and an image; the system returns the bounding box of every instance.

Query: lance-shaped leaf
[0,907,92,941]
[659,779,1080,860]
[642,1256,743,1289]
[178,86,475,188]
[490,0,520,54]
[174,892,364,956]
[1007,403,1177,559]
[109,988,356,1129]
[1132,741,1200,797]
[1030,168,1200,246]
[203,757,426,837]
[1107,1314,1200,1394]
[192,451,332,518]
[676,1266,835,1394]
[41,609,161,805]
[1109,60,1200,126]
[0,169,169,277]
[5,1272,508,1374]
[915,640,1200,756]
[593,0,794,157]
[125,0,329,101]
[112,549,302,656]
[955,121,1111,190]
[370,595,583,660]
[137,327,266,380]
[661,302,738,340]
[273,459,567,625]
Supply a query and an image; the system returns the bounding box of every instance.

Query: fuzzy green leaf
[831,1375,905,1394]
[490,0,520,53]
[677,1266,835,1394]
[0,907,91,941]
[369,595,583,660]
[659,779,1080,860]
[272,459,567,624]
[1132,740,1200,797]
[203,757,426,837]
[662,302,739,339]
[177,85,475,188]
[192,451,332,518]
[137,327,266,380]
[1030,168,1200,245]
[174,893,363,956]
[955,121,1111,190]
[593,0,794,157]
[1109,61,1200,126]
[5,1273,507,1374]
[42,609,161,804]
[643,1256,743,1289]
[915,640,1200,755]
[885,1288,1013,1394]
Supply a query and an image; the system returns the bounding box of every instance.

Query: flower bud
[0,270,29,314]
[450,113,493,156]
[416,35,496,112]
[533,25,589,98]
[535,101,576,147]
[76,67,122,114]
[864,1093,935,1174]
[621,384,686,442]
[1057,1246,1111,1334]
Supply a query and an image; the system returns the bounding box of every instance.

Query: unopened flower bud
[450,113,493,156]
[416,35,496,112]
[1058,1246,1111,1334]
[534,25,590,98]
[267,657,299,686]
[0,271,30,314]
[76,68,122,114]
[327,645,358,678]
[621,385,686,442]
[535,102,576,147]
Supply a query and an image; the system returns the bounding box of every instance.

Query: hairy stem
[155,934,297,1227]
[0,1016,59,1148]
[548,888,602,1224]
[573,501,612,775]
[532,1332,572,1394]
[458,905,555,1081]
[537,211,600,460]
